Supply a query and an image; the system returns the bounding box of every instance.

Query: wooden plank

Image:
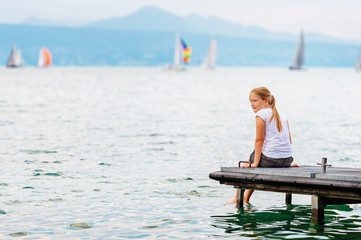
[221,166,318,178]
[210,171,361,189]
[220,166,361,182]
[211,165,361,222]
[219,180,361,200]
[316,174,361,182]
[209,171,361,200]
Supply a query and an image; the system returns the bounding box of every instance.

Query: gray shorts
[249,150,293,168]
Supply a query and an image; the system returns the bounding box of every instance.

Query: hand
[250,163,258,168]
[241,162,251,168]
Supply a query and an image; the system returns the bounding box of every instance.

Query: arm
[287,120,292,144]
[252,116,265,167]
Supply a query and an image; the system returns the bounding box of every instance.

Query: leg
[226,189,238,205]
[244,189,254,203]
[226,158,251,205]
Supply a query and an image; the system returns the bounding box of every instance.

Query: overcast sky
[1,0,360,40]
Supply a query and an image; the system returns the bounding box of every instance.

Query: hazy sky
[1,0,360,40]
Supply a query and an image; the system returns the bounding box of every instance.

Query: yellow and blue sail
[180,38,192,64]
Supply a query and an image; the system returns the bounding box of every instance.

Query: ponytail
[269,95,282,132]
[250,87,282,132]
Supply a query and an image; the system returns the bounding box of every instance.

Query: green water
[212,204,361,239]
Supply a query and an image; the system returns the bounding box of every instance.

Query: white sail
[37,47,52,67]
[6,45,16,67]
[289,30,304,70]
[6,44,23,67]
[16,50,24,66]
[202,39,217,69]
[174,32,180,67]
[164,32,186,71]
[38,48,45,67]
[356,47,361,71]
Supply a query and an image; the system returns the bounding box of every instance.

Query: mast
[174,32,180,67]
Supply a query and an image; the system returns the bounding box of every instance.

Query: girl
[227,87,298,205]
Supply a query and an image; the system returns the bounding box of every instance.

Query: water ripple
[1,67,361,239]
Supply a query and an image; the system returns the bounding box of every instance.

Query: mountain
[87,6,298,41]
[0,7,359,67]
[0,23,359,67]
[19,6,355,44]
[87,6,353,44]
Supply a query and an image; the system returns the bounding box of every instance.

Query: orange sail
[180,38,191,64]
[38,47,52,67]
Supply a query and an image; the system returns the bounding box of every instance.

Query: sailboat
[202,39,217,69]
[38,47,52,67]
[355,47,361,71]
[289,30,304,70]
[6,44,24,68]
[164,33,192,71]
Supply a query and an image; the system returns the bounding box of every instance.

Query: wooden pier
[209,159,361,222]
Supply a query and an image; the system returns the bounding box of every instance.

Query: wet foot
[225,199,237,205]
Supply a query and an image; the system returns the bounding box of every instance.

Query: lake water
[0,67,361,239]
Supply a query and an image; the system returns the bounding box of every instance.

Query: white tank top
[256,108,292,158]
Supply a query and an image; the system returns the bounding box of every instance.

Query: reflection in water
[211,204,361,239]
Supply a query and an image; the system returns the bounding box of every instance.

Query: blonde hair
[250,87,282,132]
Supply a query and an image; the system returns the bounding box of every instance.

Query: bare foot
[290,163,299,167]
[225,199,237,205]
